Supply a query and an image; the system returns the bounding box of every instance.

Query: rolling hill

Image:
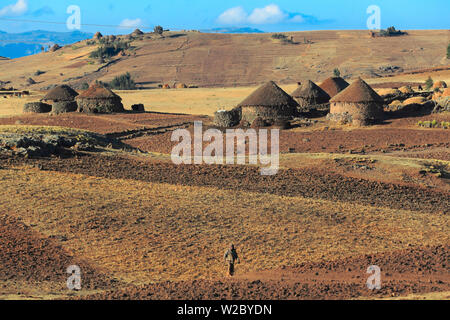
[0,30,93,59]
[0,29,449,90]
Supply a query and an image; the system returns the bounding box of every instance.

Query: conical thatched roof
[292,80,330,103]
[238,81,298,108]
[77,83,121,100]
[320,77,350,97]
[43,85,78,102]
[94,32,103,39]
[330,78,383,103]
[132,29,144,36]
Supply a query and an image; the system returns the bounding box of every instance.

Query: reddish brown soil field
[0,214,119,291]
[126,126,450,157]
[1,154,447,214]
[0,112,204,135]
[371,82,425,89]
[1,111,448,300]
[2,112,448,160]
[81,245,449,300]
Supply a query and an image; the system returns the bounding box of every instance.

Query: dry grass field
[0,30,448,90]
[0,29,449,301]
[0,165,448,299]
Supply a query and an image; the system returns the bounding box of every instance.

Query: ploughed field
[0,110,448,300]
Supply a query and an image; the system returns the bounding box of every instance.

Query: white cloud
[217,4,315,25]
[289,15,305,23]
[119,18,143,29]
[247,4,287,24]
[0,0,28,17]
[217,6,247,25]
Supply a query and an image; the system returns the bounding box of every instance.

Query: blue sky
[0,0,448,34]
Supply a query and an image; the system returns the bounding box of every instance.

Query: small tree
[425,76,433,90]
[108,72,136,90]
[154,25,163,35]
[333,68,341,77]
[447,43,450,59]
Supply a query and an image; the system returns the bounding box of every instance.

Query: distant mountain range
[0,30,93,59]
[202,27,265,34]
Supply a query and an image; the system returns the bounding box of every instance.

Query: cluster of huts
[23,83,134,115]
[214,77,449,128]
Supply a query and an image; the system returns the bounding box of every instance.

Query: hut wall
[77,98,124,114]
[294,97,330,112]
[23,102,51,114]
[241,105,296,123]
[329,102,384,125]
[52,101,78,114]
[214,109,241,127]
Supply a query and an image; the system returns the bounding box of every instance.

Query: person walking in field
[224,244,240,276]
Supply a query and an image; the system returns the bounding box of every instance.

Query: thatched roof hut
[292,80,330,110]
[42,85,78,103]
[76,83,124,114]
[329,78,384,126]
[175,83,187,89]
[319,77,349,97]
[93,32,103,40]
[49,44,61,52]
[132,29,144,36]
[237,81,299,123]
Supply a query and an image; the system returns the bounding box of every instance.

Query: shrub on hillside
[333,68,341,77]
[89,41,129,60]
[379,26,406,37]
[271,33,294,44]
[425,76,434,90]
[154,26,163,35]
[108,72,136,90]
[98,73,136,90]
[271,33,287,40]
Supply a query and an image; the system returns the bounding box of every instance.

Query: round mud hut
[328,78,384,126]
[42,85,79,114]
[291,80,330,111]
[93,32,103,40]
[237,81,299,123]
[132,29,144,37]
[175,83,187,89]
[319,77,350,98]
[76,83,125,114]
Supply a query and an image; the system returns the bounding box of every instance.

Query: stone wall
[77,98,124,114]
[241,105,296,123]
[52,101,78,114]
[23,102,51,114]
[214,109,241,127]
[329,102,384,126]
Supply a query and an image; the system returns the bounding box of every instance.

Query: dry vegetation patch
[0,168,447,289]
